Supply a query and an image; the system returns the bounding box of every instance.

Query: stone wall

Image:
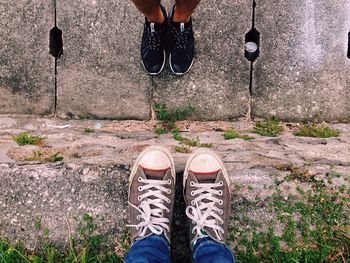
[1,0,349,121]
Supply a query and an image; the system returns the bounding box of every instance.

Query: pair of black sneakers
[141,5,195,76]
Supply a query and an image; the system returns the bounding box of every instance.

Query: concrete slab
[0,1,54,115]
[56,1,152,120]
[253,0,350,122]
[152,0,252,120]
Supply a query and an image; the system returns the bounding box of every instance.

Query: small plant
[48,152,63,162]
[13,132,46,146]
[154,103,195,122]
[34,216,42,231]
[174,145,192,153]
[83,128,95,134]
[115,228,131,258]
[233,182,242,192]
[294,124,340,138]
[153,103,196,134]
[172,130,212,148]
[223,129,254,141]
[26,150,63,163]
[153,127,167,135]
[274,163,316,183]
[252,117,283,137]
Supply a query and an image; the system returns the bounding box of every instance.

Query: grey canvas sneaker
[128,145,176,243]
[184,149,231,245]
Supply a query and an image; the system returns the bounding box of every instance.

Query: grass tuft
[252,117,283,137]
[26,150,63,163]
[83,128,95,134]
[294,124,340,138]
[172,130,212,148]
[153,103,196,135]
[154,103,195,122]
[153,127,167,135]
[173,145,192,153]
[13,132,46,146]
[223,129,254,141]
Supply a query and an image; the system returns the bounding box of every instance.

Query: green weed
[154,103,195,122]
[26,150,63,163]
[294,124,340,138]
[48,152,63,162]
[83,128,95,134]
[252,117,283,137]
[172,130,212,148]
[173,145,192,153]
[13,132,46,146]
[34,217,42,231]
[153,127,167,135]
[153,103,196,134]
[223,129,254,141]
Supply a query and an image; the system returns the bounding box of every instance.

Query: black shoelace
[145,24,164,51]
[170,23,192,50]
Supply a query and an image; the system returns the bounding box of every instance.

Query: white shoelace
[185,181,225,241]
[128,177,171,238]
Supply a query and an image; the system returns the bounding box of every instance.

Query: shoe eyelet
[137,196,142,201]
[190,191,195,197]
[167,199,171,204]
[138,177,142,182]
[191,200,195,206]
[219,200,223,205]
[136,215,140,220]
[219,181,223,186]
[167,179,172,185]
[190,181,195,187]
[218,190,223,196]
[138,186,143,192]
[219,209,223,215]
[167,189,171,194]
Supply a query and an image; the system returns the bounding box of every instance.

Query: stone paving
[1,1,350,120]
[0,117,349,259]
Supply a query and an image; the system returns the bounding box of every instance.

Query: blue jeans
[125,235,236,263]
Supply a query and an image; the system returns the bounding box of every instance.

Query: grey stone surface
[153,0,251,120]
[56,1,152,119]
[0,1,54,115]
[0,162,129,248]
[253,0,350,122]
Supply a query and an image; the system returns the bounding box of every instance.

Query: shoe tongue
[142,166,169,180]
[190,170,220,183]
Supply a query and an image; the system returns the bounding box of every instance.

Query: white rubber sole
[129,145,176,193]
[169,53,194,76]
[183,148,230,194]
[141,50,167,76]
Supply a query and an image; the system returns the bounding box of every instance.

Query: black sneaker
[169,6,195,75]
[141,6,167,75]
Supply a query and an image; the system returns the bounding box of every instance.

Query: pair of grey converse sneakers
[128,145,231,246]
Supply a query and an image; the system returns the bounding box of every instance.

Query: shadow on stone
[170,172,192,263]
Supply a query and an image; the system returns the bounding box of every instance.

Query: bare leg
[131,0,164,23]
[173,0,201,22]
